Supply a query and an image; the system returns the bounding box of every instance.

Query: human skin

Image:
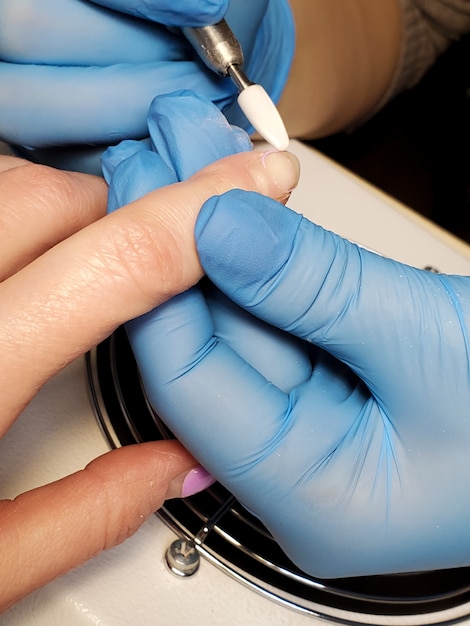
[0,148,300,611]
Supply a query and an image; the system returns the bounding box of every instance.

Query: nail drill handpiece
[183,20,289,151]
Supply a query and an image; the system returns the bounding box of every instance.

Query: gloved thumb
[195,189,435,391]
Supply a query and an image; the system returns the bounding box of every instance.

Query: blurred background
[310,32,470,243]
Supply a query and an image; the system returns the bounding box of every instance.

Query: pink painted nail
[181,465,216,498]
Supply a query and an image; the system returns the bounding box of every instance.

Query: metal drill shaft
[182,19,245,79]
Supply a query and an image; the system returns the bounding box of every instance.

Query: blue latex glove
[113,97,470,579]
[104,89,310,389]
[0,0,294,174]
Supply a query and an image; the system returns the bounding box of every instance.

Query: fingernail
[182,465,215,497]
[167,465,216,500]
[260,150,300,194]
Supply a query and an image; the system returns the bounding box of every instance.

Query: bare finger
[0,440,195,612]
[0,161,107,280]
[0,149,300,431]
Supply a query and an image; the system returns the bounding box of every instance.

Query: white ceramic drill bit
[183,20,289,151]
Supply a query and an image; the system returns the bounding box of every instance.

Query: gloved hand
[0,0,294,174]
[108,95,470,580]
[103,87,307,403]
[191,203,470,580]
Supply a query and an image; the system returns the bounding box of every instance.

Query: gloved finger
[0,0,268,71]
[195,189,462,403]
[0,62,227,148]
[0,440,196,612]
[126,288,290,493]
[0,0,184,65]
[202,283,313,393]
[103,86,253,401]
[89,0,229,27]
[127,271,379,581]
[119,89,304,405]
[102,136,175,212]
[101,138,152,185]
[89,0,282,131]
[147,90,250,180]
[103,91,252,210]
[107,150,176,211]
[89,0,267,57]
[0,149,298,428]
[128,276,365,478]
[224,0,269,59]
[120,91,306,395]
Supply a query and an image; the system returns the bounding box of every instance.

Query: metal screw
[164,495,235,578]
[165,538,200,577]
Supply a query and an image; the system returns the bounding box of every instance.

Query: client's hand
[0,124,297,610]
